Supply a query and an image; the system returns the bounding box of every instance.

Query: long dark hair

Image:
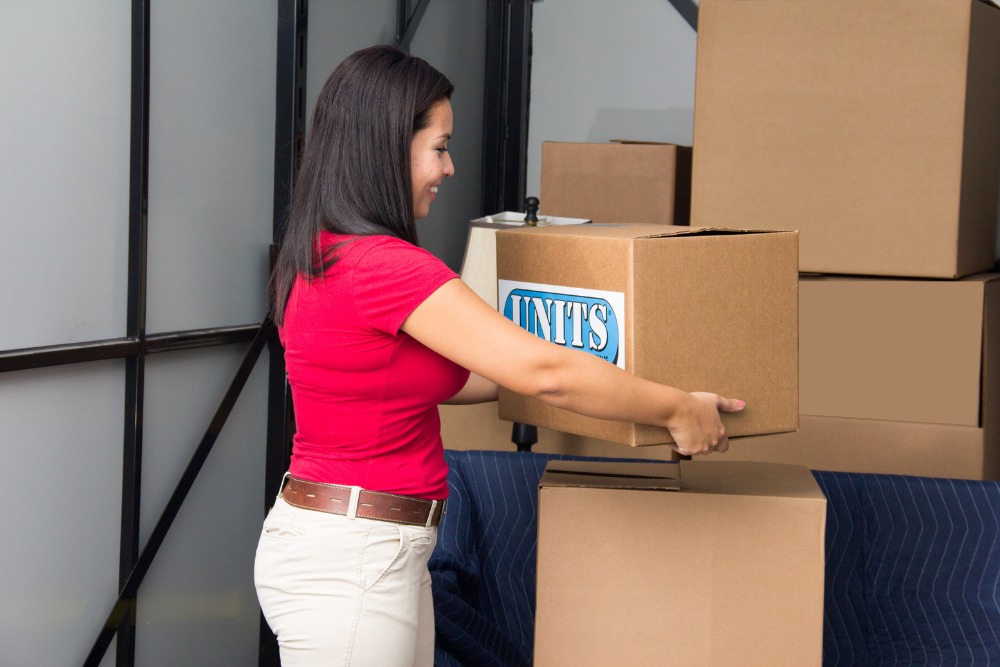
[270,45,453,325]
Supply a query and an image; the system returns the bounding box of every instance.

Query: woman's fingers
[717,396,746,413]
[667,393,744,455]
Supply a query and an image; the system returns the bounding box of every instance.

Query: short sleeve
[351,238,459,335]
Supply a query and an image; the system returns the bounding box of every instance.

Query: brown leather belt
[279,475,445,527]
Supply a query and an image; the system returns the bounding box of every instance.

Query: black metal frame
[396,0,430,53]
[481,0,533,216]
[0,1,303,665]
[259,1,307,665]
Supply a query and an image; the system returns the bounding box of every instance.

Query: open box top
[500,223,791,241]
[540,460,826,501]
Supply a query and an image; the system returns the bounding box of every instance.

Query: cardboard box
[799,274,999,426]
[495,224,799,445]
[713,415,999,480]
[714,273,1000,479]
[691,0,1000,278]
[535,459,826,667]
[541,141,692,226]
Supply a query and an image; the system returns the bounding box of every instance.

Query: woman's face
[411,99,454,220]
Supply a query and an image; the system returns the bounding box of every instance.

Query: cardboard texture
[496,224,799,446]
[691,0,1000,278]
[713,274,1000,480]
[535,460,826,667]
[712,415,999,480]
[540,142,692,226]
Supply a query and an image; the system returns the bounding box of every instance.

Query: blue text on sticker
[502,288,620,366]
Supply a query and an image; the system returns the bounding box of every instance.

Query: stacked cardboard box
[535,460,826,667]
[540,141,691,225]
[693,0,1000,479]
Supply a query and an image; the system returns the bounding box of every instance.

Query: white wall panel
[0,0,130,350]
[135,345,268,665]
[0,360,124,666]
[145,0,277,334]
[526,0,698,200]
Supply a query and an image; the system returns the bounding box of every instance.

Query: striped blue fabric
[432,452,1000,667]
[814,471,1000,666]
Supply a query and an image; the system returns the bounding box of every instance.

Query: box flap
[540,460,681,490]
[678,461,826,501]
[609,139,683,146]
[498,223,792,241]
[540,460,824,501]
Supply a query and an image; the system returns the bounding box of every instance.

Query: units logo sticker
[498,280,625,369]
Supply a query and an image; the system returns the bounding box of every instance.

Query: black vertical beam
[261,1,305,665]
[396,0,410,48]
[272,0,307,246]
[482,0,533,215]
[667,0,698,31]
[117,2,150,665]
[396,0,430,54]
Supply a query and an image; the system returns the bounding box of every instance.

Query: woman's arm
[443,372,499,405]
[402,278,743,455]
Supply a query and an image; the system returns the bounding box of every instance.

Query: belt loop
[425,500,438,528]
[346,486,362,520]
[276,472,292,500]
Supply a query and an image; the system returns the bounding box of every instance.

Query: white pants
[254,496,437,667]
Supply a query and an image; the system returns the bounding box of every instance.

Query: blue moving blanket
[430,450,1000,667]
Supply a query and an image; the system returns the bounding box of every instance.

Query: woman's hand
[665,392,745,456]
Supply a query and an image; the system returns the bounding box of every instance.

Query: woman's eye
[437,146,448,153]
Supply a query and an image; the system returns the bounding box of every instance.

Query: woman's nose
[443,153,455,177]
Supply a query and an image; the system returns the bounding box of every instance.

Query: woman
[255,45,743,667]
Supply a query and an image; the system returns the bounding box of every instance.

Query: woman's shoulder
[332,234,445,272]
[320,232,424,257]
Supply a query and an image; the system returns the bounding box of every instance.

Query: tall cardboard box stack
[693,0,1000,479]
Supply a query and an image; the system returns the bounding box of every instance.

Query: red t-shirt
[279,233,469,500]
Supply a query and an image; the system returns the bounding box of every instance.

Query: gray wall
[526,0,698,203]
[306,0,486,272]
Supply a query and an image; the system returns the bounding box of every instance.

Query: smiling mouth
[430,186,438,194]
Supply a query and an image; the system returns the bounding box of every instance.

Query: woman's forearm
[530,346,689,429]
[402,279,741,454]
